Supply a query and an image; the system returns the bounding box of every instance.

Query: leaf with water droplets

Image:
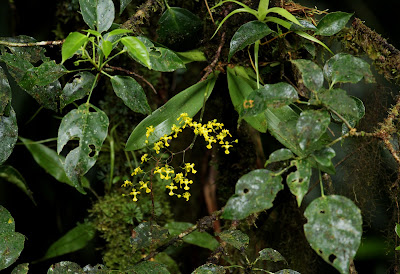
[11,263,29,274]
[47,261,84,273]
[119,0,132,15]
[57,104,109,194]
[218,229,249,251]
[258,248,287,263]
[0,107,18,165]
[319,89,359,122]
[60,72,96,110]
[222,169,283,220]
[0,65,11,116]
[291,59,323,92]
[296,110,331,151]
[192,263,225,274]
[286,159,312,207]
[131,222,169,251]
[316,12,353,36]
[79,0,115,33]
[265,148,294,165]
[304,195,362,274]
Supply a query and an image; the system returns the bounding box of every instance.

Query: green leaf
[0,206,25,271]
[316,12,353,36]
[101,40,113,58]
[57,104,109,194]
[192,263,225,274]
[61,32,88,63]
[0,107,18,165]
[106,28,132,37]
[319,89,359,121]
[222,169,284,220]
[47,261,83,273]
[165,222,219,251]
[1,35,47,63]
[396,223,400,238]
[42,222,96,260]
[125,73,218,151]
[286,159,312,207]
[19,61,66,88]
[266,7,301,26]
[110,75,151,115]
[217,229,249,251]
[131,261,170,274]
[290,19,317,31]
[265,16,292,29]
[11,263,29,274]
[79,0,115,33]
[340,96,365,135]
[294,31,333,54]
[227,67,268,132]
[296,110,331,151]
[304,195,362,274]
[228,21,273,61]
[176,49,207,64]
[0,65,11,115]
[258,248,287,263]
[257,0,270,21]
[60,72,96,110]
[311,147,336,168]
[324,53,373,86]
[119,0,132,15]
[121,36,151,69]
[157,7,202,51]
[0,165,34,204]
[266,148,294,165]
[241,82,299,117]
[291,59,323,92]
[274,270,300,274]
[131,222,169,251]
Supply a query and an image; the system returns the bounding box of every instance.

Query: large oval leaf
[42,222,96,260]
[296,110,331,151]
[0,107,18,165]
[121,36,151,69]
[157,7,202,51]
[60,72,96,110]
[229,21,273,61]
[57,104,109,194]
[222,169,283,220]
[318,89,359,121]
[61,32,88,63]
[265,148,294,165]
[79,0,115,33]
[125,73,218,151]
[304,195,362,274]
[316,12,353,36]
[110,75,151,115]
[291,59,323,92]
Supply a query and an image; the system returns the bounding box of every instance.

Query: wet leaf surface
[318,89,359,121]
[316,12,353,36]
[121,36,151,69]
[222,169,283,220]
[258,248,287,263]
[296,110,331,151]
[304,195,362,274]
[11,263,29,274]
[218,229,249,251]
[266,148,294,165]
[0,107,18,165]
[60,72,96,110]
[192,263,225,274]
[131,222,169,251]
[291,59,323,92]
[61,32,88,63]
[0,65,11,115]
[79,0,115,33]
[131,261,170,274]
[286,159,312,207]
[47,261,84,273]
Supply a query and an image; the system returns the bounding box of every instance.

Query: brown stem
[0,40,64,47]
[201,31,226,81]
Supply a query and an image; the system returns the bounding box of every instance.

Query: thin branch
[0,40,64,47]
[204,0,215,23]
[105,64,157,94]
[201,31,226,81]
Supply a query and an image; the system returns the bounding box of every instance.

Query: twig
[121,0,161,32]
[201,31,226,81]
[0,39,64,47]
[204,0,215,23]
[105,64,157,94]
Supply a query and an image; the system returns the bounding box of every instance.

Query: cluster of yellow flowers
[122,113,237,202]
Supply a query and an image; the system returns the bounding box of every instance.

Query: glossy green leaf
[340,96,365,135]
[131,222,169,251]
[258,0,270,21]
[241,82,299,117]
[47,261,83,273]
[265,16,292,29]
[192,263,225,274]
[258,248,287,263]
[296,110,331,151]
[79,0,115,33]
[274,270,300,274]
[42,222,96,260]
[228,21,273,61]
[291,59,323,92]
[11,263,29,274]
[319,89,359,121]
[60,72,96,110]
[316,12,353,36]
[157,7,202,51]
[119,0,132,15]
[0,206,25,271]
[165,222,219,251]
[290,19,317,31]
[121,36,151,69]
[0,165,34,203]
[176,49,207,64]
[218,229,249,251]
[101,40,112,58]
[107,28,132,37]
[19,61,66,88]
[294,30,333,54]
[125,73,218,151]
[131,261,169,274]
[266,7,301,26]
[0,65,11,115]
[266,148,294,165]
[304,195,362,274]
[57,104,109,194]
[222,169,283,220]
[0,53,62,111]
[0,107,18,165]
[396,223,400,237]
[311,147,336,168]
[227,67,267,132]
[110,75,151,115]
[61,32,88,63]
[324,53,373,86]
[286,159,312,207]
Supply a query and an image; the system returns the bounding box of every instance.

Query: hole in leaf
[298,178,304,183]
[243,188,249,194]
[328,254,337,263]
[88,144,96,157]
[320,210,325,214]
[318,249,323,254]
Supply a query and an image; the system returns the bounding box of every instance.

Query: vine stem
[86,73,101,105]
[319,170,325,197]
[0,39,64,47]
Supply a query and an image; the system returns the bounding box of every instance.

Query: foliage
[0,0,399,273]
